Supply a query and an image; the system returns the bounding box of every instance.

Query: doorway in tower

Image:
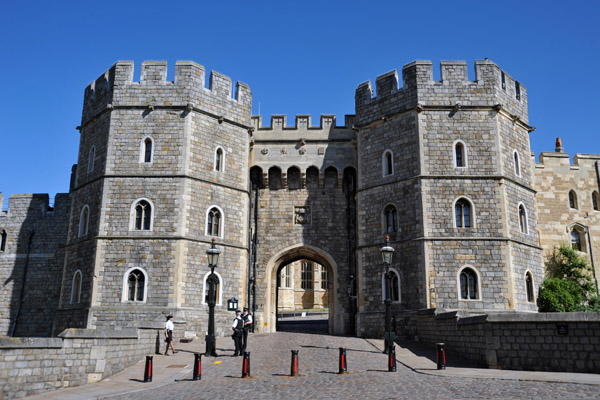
[276,259,330,334]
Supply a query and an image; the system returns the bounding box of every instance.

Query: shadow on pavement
[396,340,482,369]
[301,344,381,354]
[276,318,328,334]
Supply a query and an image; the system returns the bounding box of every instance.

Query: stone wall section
[0,194,70,337]
[416,309,600,373]
[0,325,162,399]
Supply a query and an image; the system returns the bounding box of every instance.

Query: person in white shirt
[164,315,177,355]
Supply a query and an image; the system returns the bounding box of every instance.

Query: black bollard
[436,343,446,370]
[290,350,299,376]
[193,353,202,381]
[143,355,153,382]
[242,351,251,378]
[338,347,347,374]
[388,345,396,372]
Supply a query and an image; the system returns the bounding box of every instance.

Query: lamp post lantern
[380,236,395,354]
[205,238,221,357]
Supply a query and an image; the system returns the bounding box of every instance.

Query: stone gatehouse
[1,59,598,340]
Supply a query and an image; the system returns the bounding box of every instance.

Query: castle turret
[354,60,541,337]
[55,61,252,335]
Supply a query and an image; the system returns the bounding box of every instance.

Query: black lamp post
[205,238,221,357]
[380,236,395,354]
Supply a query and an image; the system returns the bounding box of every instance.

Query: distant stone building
[277,260,329,311]
[534,139,600,287]
[1,59,597,340]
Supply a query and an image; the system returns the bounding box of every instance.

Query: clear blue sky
[1,0,598,208]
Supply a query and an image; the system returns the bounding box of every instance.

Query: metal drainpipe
[247,185,253,315]
[252,186,259,333]
[11,229,35,337]
[591,160,600,293]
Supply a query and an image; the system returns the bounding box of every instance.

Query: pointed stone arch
[261,243,342,335]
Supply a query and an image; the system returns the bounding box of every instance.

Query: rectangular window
[501,71,506,90]
[321,266,327,290]
[301,262,312,289]
[515,81,521,100]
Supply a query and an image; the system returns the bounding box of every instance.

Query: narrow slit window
[455,143,465,167]
[455,198,472,228]
[87,146,95,172]
[207,207,221,236]
[501,71,506,90]
[383,151,393,176]
[526,272,534,303]
[71,271,82,303]
[0,230,6,252]
[515,81,521,100]
[135,200,152,231]
[144,138,153,163]
[514,151,520,176]
[519,204,528,234]
[79,206,89,237]
[569,190,578,209]
[215,148,223,171]
[384,205,398,233]
[592,191,599,211]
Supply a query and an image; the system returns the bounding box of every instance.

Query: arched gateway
[261,244,343,334]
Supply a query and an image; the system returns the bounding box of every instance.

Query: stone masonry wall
[0,324,162,399]
[0,194,70,337]
[416,309,600,373]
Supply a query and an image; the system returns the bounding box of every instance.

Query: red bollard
[388,345,396,372]
[436,343,446,370]
[338,348,347,374]
[242,351,251,378]
[290,350,299,376]
[193,353,202,380]
[143,355,153,382]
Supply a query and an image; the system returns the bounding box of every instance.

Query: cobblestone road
[108,331,599,400]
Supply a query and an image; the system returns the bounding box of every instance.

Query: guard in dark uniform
[231,310,243,356]
[241,307,253,352]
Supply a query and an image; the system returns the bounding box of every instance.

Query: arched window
[518,203,528,234]
[202,271,222,305]
[382,150,394,176]
[71,270,82,304]
[134,200,152,231]
[381,268,401,302]
[514,151,521,177]
[454,198,473,228]
[570,226,585,252]
[87,146,95,172]
[268,167,282,190]
[592,191,599,211]
[214,147,224,172]
[78,205,89,237]
[454,142,466,168]
[287,166,300,190]
[384,204,398,234]
[0,230,6,252]
[568,190,578,209]
[324,166,338,188]
[306,166,320,189]
[206,206,223,237]
[141,137,153,163]
[250,166,264,189]
[525,271,534,303]
[123,268,146,302]
[459,267,479,300]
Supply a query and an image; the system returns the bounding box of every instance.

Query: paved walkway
[28,331,600,399]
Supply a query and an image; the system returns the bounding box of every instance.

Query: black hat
[243,307,248,312]
[235,310,241,315]
[166,314,173,320]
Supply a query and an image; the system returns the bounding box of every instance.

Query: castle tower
[354,60,542,337]
[54,61,252,335]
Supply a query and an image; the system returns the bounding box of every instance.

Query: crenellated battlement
[82,61,252,127]
[0,193,70,219]
[355,59,528,126]
[251,114,356,142]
